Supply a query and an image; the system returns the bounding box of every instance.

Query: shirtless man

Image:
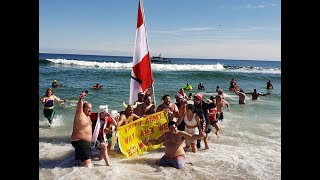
[156,95,179,122]
[246,89,270,100]
[134,94,156,117]
[146,121,204,169]
[216,86,225,99]
[117,103,140,128]
[70,92,93,167]
[215,94,230,122]
[175,92,188,131]
[234,89,246,104]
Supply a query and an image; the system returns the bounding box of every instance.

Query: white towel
[91,106,108,148]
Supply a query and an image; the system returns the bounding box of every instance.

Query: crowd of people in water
[41,78,273,169]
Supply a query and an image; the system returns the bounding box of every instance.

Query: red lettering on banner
[131,146,137,154]
[124,121,142,133]
[140,127,155,136]
[124,133,135,144]
[158,124,168,131]
[126,145,138,157]
[127,149,133,156]
[145,114,161,124]
[138,141,145,148]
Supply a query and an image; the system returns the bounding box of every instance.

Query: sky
[39,0,281,61]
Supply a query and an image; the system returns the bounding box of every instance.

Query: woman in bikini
[41,88,64,125]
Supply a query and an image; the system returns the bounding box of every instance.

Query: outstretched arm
[147,133,166,145]
[53,95,64,102]
[180,131,204,140]
[117,114,126,128]
[108,114,118,126]
[176,113,185,125]
[76,94,85,114]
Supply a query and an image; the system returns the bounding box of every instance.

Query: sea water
[39,53,281,179]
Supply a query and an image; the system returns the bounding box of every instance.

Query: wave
[39,58,55,65]
[42,58,281,74]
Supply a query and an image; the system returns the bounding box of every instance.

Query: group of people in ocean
[41,78,273,169]
[51,80,104,90]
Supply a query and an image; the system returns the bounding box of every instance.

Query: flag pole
[151,83,156,105]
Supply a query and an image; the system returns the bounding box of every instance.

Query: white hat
[110,110,120,118]
[99,105,108,113]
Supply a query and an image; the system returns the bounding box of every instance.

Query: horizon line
[39,52,281,62]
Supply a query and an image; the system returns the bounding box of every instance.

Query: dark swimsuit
[44,100,54,107]
[71,140,92,162]
[43,100,55,124]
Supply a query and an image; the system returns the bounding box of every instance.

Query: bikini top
[44,99,54,107]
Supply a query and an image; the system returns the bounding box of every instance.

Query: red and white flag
[129,0,154,104]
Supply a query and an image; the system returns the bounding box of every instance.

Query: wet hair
[144,94,151,100]
[162,94,170,101]
[45,88,53,96]
[210,96,215,100]
[168,121,177,127]
[83,102,91,109]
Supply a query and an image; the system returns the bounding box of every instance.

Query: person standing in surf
[41,88,64,126]
[70,91,94,167]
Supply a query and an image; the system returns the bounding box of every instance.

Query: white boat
[150,54,171,63]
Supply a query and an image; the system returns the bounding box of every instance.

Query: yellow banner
[117,111,169,158]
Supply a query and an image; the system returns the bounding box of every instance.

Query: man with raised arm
[70,91,93,167]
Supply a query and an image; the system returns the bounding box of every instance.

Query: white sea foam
[46,59,280,74]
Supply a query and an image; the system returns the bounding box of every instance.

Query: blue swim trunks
[159,154,185,169]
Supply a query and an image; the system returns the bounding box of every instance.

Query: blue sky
[40,0,281,61]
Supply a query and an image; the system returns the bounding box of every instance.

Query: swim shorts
[159,155,185,169]
[71,140,91,162]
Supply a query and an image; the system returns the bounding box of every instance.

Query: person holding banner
[145,121,204,169]
[134,94,156,117]
[156,95,179,122]
[117,103,140,128]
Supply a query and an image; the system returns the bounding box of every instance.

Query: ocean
[39,53,281,179]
